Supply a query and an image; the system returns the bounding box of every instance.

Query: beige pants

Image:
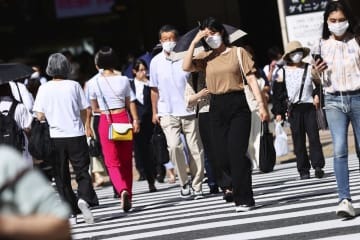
[160,115,204,191]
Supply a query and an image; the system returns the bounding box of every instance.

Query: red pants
[98,111,133,199]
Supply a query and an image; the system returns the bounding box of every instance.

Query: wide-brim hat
[283,41,310,61]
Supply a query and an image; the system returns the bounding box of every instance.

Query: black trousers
[288,103,325,174]
[133,113,156,185]
[209,91,254,206]
[198,112,217,187]
[52,136,99,215]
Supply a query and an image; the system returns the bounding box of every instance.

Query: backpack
[0,100,25,152]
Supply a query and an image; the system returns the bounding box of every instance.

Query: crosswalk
[71,154,360,240]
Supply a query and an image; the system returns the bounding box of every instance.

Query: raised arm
[182,30,207,72]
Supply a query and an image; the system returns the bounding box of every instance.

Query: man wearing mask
[149,25,205,200]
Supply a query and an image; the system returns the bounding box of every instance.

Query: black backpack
[0,100,25,152]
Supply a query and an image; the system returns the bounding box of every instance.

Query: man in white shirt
[150,25,204,199]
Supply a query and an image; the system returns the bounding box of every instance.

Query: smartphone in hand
[312,54,323,62]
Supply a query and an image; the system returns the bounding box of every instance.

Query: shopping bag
[108,123,133,141]
[274,121,289,157]
[150,124,169,165]
[259,122,276,173]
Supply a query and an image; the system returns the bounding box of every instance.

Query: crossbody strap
[95,77,113,123]
[282,63,309,104]
[297,63,309,103]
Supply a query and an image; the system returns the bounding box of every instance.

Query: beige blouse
[192,46,256,94]
[321,35,360,93]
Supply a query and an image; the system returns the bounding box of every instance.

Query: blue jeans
[325,93,360,201]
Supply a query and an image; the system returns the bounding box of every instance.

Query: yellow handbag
[108,123,133,141]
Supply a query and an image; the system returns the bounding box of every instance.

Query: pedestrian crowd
[0,0,359,238]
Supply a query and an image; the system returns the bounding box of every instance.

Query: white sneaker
[69,214,77,225]
[180,182,191,199]
[193,190,204,200]
[235,204,255,212]
[336,199,356,218]
[77,199,94,224]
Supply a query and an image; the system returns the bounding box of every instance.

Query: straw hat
[282,41,310,61]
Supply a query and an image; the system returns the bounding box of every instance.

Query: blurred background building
[0,0,359,70]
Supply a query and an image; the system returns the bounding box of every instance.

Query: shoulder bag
[236,47,265,112]
[96,77,133,141]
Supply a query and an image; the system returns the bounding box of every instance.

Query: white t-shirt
[149,51,194,117]
[9,81,34,112]
[133,78,149,105]
[33,80,89,138]
[0,97,33,166]
[87,74,135,111]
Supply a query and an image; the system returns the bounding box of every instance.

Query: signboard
[278,0,330,50]
[55,0,113,19]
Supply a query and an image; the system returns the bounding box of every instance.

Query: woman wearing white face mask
[183,17,269,212]
[313,0,360,219]
[272,40,325,181]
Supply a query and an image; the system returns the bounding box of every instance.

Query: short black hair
[94,46,120,70]
[158,25,179,40]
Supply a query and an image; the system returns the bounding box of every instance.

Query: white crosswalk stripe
[71,154,360,240]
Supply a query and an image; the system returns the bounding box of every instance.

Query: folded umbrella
[0,63,34,85]
[171,24,247,60]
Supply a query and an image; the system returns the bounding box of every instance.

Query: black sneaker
[223,190,234,202]
[315,168,324,178]
[209,185,220,194]
[300,172,310,180]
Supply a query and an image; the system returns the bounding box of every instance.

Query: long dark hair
[199,17,231,47]
[322,0,360,40]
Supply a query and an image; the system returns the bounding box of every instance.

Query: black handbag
[259,122,276,173]
[150,124,169,165]
[28,118,54,160]
[88,137,102,157]
[316,84,328,130]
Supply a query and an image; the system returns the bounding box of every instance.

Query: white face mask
[162,41,176,53]
[205,35,222,49]
[289,51,303,63]
[328,20,349,37]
